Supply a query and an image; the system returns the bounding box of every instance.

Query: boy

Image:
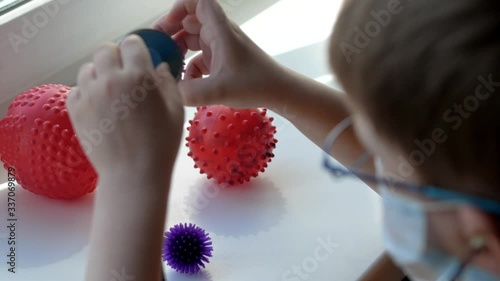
[67,0,500,280]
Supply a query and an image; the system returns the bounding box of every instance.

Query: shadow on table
[166,270,213,281]
[0,185,94,268]
[184,177,286,237]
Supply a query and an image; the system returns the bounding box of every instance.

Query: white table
[0,1,385,280]
[0,104,384,281]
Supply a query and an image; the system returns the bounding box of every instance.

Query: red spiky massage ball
[186,105,277,185]
[0,84,97,199]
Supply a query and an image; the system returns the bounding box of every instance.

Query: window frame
[0,0,32,16]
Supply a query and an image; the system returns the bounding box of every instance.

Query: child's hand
[67,35,184,181]
[153,0,286,109]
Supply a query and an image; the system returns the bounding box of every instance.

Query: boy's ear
[458,206,500,275]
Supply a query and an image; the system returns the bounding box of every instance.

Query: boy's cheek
[428,211,464,254]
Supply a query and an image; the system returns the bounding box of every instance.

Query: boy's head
[329,0,500,278]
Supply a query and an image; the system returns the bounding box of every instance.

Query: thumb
[66,87,83,126]
[178,77,226,106]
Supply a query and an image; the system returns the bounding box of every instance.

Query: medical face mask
[375,157,499,281]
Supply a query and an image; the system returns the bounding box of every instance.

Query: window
[0,0,31,15]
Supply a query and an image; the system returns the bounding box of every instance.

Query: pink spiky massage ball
[186,105,277,185]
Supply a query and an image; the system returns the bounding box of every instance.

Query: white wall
[0,0,281,117]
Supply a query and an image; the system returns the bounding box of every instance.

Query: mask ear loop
[323,116,371,171]
[448,236,486,281]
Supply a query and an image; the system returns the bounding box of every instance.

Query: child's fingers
[66,87,81,110]
[66,87,89,131]
[173,30,202,55]
[120,35,153,70]
[77,63,96,87]
[156,62,175,86]
[93,44,122,76]
[154,0,230,36]
[178,77,223,106]
[196,0,228,28]
[184,53,209,80]
[157,63,183,112]
[199,39,212,61]
[153,0,197,36]
[182,15,201,35]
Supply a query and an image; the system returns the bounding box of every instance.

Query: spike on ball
[185,105,277,185]
[162,223,213,274]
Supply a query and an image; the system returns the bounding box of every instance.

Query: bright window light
[240,0,344,56]
[0,0,30,15]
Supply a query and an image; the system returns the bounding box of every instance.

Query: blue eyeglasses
[321,117,500,281]
[321,117,500,216]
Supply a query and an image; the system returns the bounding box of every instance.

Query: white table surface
[0,104,384,281]
[0,1,385,280]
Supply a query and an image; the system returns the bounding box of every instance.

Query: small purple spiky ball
[162,223,213,274]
